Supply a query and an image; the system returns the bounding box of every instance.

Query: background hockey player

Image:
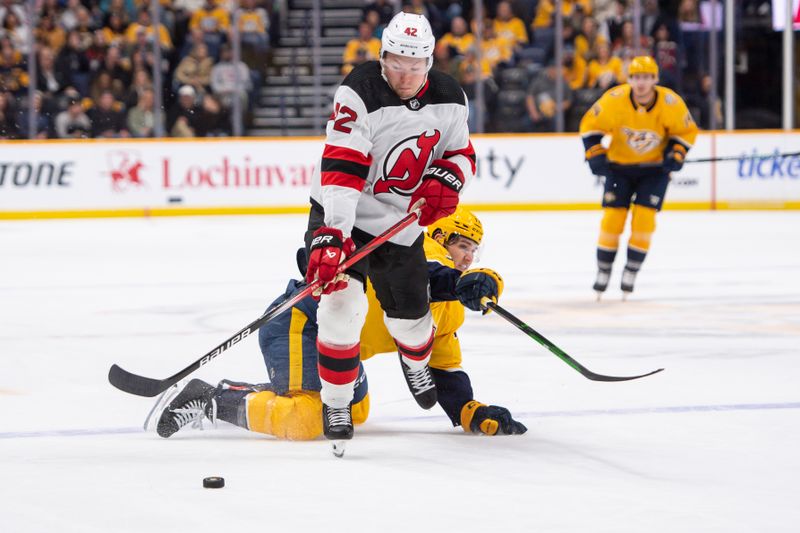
[154,208,525,440]
[303,12,476,442]
[579,55,698,299]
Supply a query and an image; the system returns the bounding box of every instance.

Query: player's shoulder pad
[340,61,397,113]
[657,86,683,106]
[425,69,467,107]
[605,84,629,99]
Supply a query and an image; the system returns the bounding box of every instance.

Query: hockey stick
[686,151,800,164]
[109,204,423,397]
[481,299,664,382]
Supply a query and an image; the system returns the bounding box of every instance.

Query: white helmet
[381,12,435,71]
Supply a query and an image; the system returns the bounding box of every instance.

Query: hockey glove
[585,144,610,177]
[306,227,356,298]
[663,143,687,173]
[409,159,464,226]
[460,401,527,435]
[455,268,504,313]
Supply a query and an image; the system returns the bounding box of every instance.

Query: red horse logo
[107,152,145,192]
[374,130,441,196]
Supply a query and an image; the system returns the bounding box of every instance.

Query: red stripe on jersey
[443,141,477,174]
[414,79,431,99]
[321,171,366,190]
[323,144,373,166]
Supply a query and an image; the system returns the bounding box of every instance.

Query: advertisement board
[1,132,798,218]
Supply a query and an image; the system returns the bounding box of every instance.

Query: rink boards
[0,130,798,219]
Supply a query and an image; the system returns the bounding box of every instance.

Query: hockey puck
[203,476,225,489]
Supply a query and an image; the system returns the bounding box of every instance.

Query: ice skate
[154,379,217,438]
[323,404,353,458]
[593,269,611,301]
[399,355,437,409]
[621,268,638,300]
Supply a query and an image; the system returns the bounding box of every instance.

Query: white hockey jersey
[310,61,476,246]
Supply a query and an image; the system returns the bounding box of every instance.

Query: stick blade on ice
[108,364,167,397]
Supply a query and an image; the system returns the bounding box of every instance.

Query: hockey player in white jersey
[304,12,484,443]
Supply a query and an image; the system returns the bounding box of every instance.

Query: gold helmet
[427,206,483,246]
[628,55,659,77]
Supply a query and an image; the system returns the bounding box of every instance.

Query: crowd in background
[0,0,277,139]
[0,1,775,139]
[343,0,727,132]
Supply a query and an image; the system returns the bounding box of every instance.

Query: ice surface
[1,211,799,532]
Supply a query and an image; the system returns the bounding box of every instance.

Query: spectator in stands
[55,96,92,138]
[125,8,173,51]
[440,16,474,56]
[167,84,200,137]
[17,90,54,138]
[592,0,619,27]
[211,43,252,110]
[686,73,723,129]
[35,14,67,55]
[587,41,623,89]
[92,44,131,93]
[604,0,629,44]
[651,22,681,90]
[575,17,606,61]
[532,0,592,30]
[457,45,497,131]
[101,12,128,48]
[525,58,573,132]
[2,10,31,55]
[433,42,461,79]
[0,37,28,96]
[612,20,651,59]
[0,89,18,138]
[195,93,229,136]
[476,18,513,73]
[238,0,270,57]
[563,46,587,90]
[494,1,528,48]
[90,89,129,137]
[365,10,385,39]
[127,86,160,137]
[341,21,381,75]
[189,0,230,51]
[59,0,83,32]
[56,31,89,94]
[0,0,25,27]
[74,6,96,51]
[37,46,64,97]
[175,42,213,94]
[363,0,394,27]
[125,67,152,108]
[101,0,136,24]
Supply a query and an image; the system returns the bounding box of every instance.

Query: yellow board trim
[2,201,800,221]
[288,307,308,392]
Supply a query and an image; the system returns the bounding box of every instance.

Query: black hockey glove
[455,268,504,313]
[663,143,687,173]
[585,144,610,177]
[460,401,527,435]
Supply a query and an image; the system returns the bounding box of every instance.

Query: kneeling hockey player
[152,208,526,440]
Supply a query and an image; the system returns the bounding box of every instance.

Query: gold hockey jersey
[360,235,464,370]
[579,84,698,166]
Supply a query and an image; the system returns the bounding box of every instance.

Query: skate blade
[143,382,182,431]
[595,291,603,302]
[621,291,631,301]
[331,440,347,458]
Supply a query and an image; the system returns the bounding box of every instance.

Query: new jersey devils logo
[106,151,145,192]
[374,130,441,196]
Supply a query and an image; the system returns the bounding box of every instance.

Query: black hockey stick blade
[483,300,664,382]
[108,364,174,397]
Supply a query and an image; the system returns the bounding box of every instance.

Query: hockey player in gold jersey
[153,208,526,440]
[579,55,698,298]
